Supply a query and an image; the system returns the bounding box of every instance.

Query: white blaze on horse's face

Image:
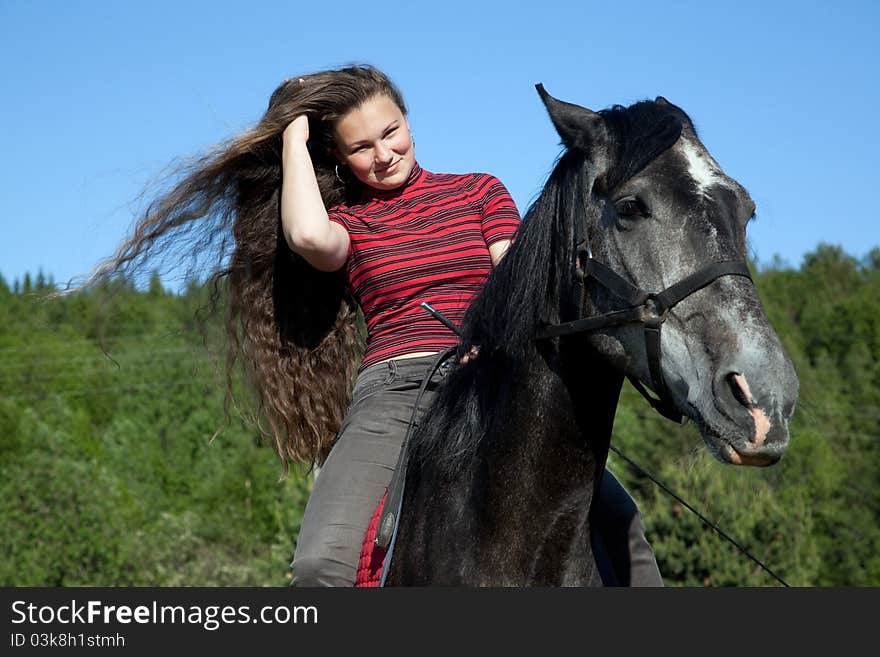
[679,138,730,200]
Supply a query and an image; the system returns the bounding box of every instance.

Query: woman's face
[333,94,415,190]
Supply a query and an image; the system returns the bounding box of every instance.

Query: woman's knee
[289,555,355,587]
[595,470,640,527]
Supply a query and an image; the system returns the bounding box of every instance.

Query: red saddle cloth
[355,491,388,587]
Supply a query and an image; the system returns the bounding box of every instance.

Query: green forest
[1,243,878,587]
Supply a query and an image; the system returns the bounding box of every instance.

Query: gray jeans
[290,354,663,587]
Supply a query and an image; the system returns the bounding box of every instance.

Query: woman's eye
[616,198,650,218]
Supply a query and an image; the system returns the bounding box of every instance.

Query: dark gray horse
[383,87,799,586]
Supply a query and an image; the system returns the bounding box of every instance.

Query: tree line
[1,244,877,586]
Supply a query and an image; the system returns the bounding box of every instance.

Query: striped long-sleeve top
[328,163,521,369]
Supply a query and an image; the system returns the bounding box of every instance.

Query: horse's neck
[389,345,624,586]
[476,346,624,584]
[514,345,622,495]
[554,342,625,472]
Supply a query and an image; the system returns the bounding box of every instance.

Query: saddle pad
[355,490,388,587]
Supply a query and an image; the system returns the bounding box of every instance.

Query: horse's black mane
[408,99,685,476]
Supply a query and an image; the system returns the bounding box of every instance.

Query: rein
[609,444,790,587]
[374,342,457,552]
[536,245,752,423]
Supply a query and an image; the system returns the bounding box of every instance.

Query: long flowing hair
[79,65,408,471]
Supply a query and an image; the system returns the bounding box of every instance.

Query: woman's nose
[374,141,393,164]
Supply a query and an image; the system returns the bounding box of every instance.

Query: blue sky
[1,0,878,289]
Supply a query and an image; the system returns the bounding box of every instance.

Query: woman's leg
[591,469,664,587]
[290,356,443,586]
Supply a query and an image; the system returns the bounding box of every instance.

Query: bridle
[532,242,790,586]
[536,240,753,423]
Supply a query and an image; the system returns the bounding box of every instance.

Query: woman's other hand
[460,345,480,364]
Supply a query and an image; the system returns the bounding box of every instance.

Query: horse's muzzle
[708,370,794,466]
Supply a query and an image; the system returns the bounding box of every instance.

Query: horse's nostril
[726,372,752,408]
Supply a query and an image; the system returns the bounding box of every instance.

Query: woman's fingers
[460,346,480,364]
[283,115,310,144]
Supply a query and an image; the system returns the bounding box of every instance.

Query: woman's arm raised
[281,116,350,272]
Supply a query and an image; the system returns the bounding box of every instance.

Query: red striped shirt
[328,163,520,369]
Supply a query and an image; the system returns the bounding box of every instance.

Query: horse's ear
[654,95,695,132]
[535,84,604,152]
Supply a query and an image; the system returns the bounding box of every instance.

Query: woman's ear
[331,145,346,165]
[329,124,347,163]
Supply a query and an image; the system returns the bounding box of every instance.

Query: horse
[369,86,799,586]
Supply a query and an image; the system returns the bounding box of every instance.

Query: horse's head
[537,86,799,466]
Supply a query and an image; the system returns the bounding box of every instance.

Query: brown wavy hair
[78,65,408,471]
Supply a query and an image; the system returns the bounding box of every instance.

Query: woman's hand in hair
[280,113,350,273]
[283,115,310,147]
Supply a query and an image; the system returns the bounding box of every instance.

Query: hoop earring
[335,164,345,183]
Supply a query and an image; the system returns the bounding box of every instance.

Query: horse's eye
[615,197,651,219]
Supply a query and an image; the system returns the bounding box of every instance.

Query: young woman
[88,64,662,587]
[278,66,661,587]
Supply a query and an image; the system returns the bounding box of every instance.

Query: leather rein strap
[536,253,752,423]
[375,346,457,551]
